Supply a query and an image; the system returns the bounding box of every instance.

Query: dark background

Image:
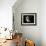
[23,15,34,23]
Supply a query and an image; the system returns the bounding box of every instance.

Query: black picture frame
[21,13,37,26]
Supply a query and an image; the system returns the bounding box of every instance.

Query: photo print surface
[23,15,34,23]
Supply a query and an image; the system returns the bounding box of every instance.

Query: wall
[40,0,46,46]
[0,0,17,39]
[0,0,16,30]
[13,0,41,46]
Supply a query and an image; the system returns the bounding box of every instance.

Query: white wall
[40,0,46,46]
[13,0,46,46]
[0,0,16,30]
[13,0,41,46]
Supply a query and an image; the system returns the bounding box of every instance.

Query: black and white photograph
[21,13,37,25]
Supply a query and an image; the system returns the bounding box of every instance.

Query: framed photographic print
[21,13,37,26]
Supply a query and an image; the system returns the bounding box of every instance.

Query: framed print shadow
[21,13,37,26]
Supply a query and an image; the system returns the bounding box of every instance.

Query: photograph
[21,13,37,25]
